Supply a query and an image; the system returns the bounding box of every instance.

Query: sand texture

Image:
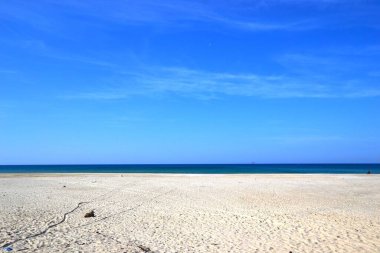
[0,174,379,252]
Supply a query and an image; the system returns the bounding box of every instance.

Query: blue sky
[0,0,379,164]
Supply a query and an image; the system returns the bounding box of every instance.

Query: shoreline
[0,172,378,176]
[1,164,378,175]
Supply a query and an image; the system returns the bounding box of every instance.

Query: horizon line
[1,163,379,166]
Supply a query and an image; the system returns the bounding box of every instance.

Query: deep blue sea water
[0,164,379,174]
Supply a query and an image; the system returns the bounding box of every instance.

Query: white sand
[0,174,379,252]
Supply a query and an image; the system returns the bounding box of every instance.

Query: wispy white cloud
[47,0,309,31]
[65,65,380,100]
[1,0,378,53]
[3,35,377,101]
[0,0,360,33]
[0,38,124,70]
[277,53,362,76]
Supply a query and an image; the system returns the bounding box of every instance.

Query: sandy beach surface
[0,174,379,253]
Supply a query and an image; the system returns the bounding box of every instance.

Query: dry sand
[0,174,379,252]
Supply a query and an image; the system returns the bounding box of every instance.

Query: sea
[0,164,378,174]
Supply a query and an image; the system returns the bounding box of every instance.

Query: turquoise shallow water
[0,164,378,173]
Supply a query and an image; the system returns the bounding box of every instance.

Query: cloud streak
[1,0,367,33]
[52,0,318,31]
[66,66,380,100]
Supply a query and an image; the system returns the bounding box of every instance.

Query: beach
[0,174,379,253]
